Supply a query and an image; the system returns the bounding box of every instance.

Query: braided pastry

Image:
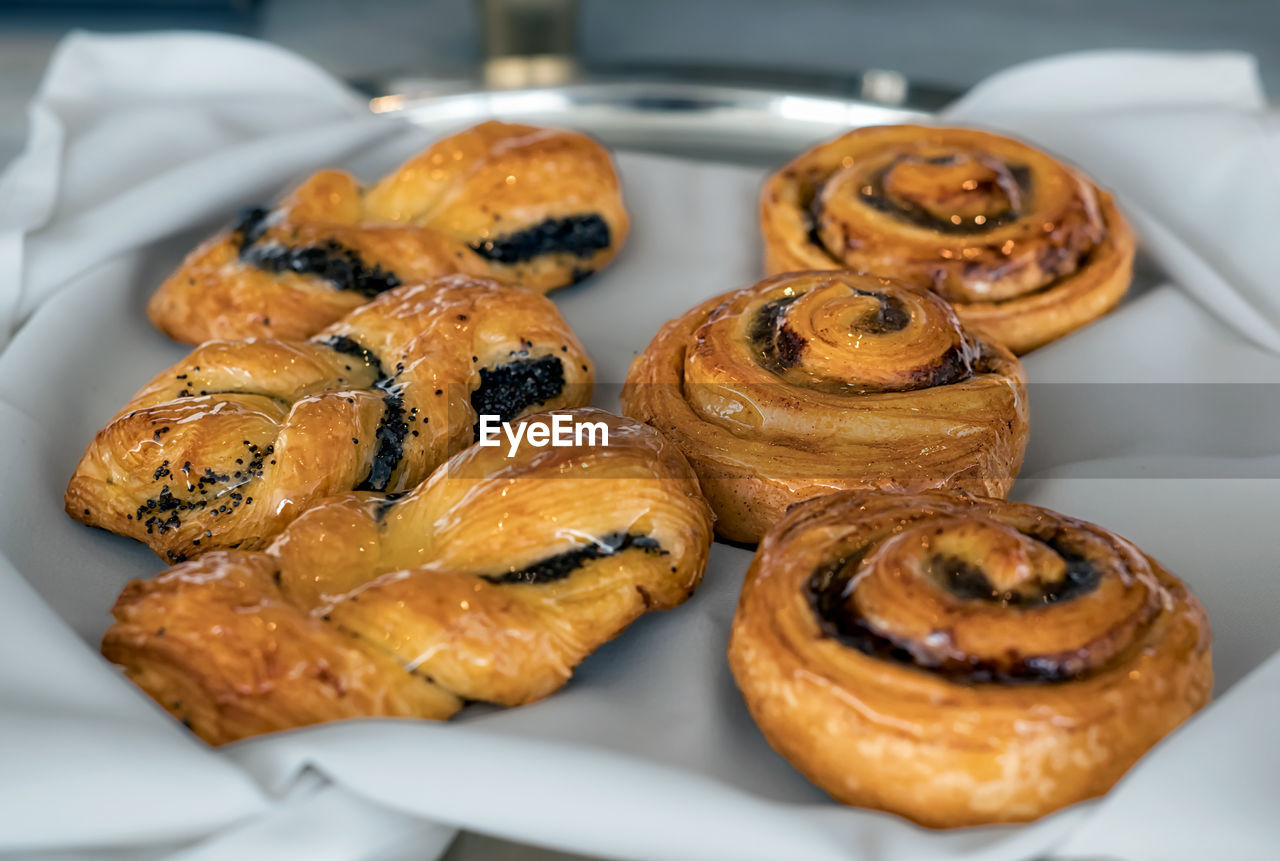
[761,125,1135,353]
[729,490,1212,827]
[67,275,592,562]
[621,271,1027,543]
[148,121,629,343]
[102,409,713,745]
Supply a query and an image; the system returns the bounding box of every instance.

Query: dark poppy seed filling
[231,206,401,298]
[482,532,666,585]
[244,241,402,298]
[469,355,565,440]
[807,538,1106,685]
[356,388,409,493]
[315,334,408,492]
[316,334,386,377]
[469,214,612,265]
[231,206,272,250]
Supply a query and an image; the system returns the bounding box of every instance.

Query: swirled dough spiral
[102,409,712,745]
[761,125,1135,353]
[622,271,1028,543]
[67,275,592,562]
[148,121,629,343]
[729,490,1212,827]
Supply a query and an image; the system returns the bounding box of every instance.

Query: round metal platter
[372,80,930,167]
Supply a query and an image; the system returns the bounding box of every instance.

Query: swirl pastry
[102,409,713,745]
[148,121,629,343]
[621,271,1028,543]
[729,490,1212,827]
[761,125,1135,353]
[67,274,592,562]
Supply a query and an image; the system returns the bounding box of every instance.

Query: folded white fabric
[945,50,1280,354]
[0,30,398,348]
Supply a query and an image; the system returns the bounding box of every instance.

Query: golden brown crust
[67,275,593,561]
[621,271,1028,543]
[102,409,713,745]
[728,490,1212,827]
[148,121,630,343]
[761,125,1135,353]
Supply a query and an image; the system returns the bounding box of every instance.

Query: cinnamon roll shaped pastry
[148,121,629,343]
[67,275,592,562]
[102,409,713,745]
[729,490,1212,827]
[621,271,1027,543]
[761,125,1135,353]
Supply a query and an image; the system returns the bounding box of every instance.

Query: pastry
[67,274,593,562]
[148,121,629,343]
[621,270,1028,543]
[728,489,1212,827]
[760,124,1134,353]
[102,409,713,745]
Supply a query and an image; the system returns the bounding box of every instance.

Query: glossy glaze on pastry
[761,125,1135,353]
[729,490,1212,827]
[67,275,593,562]
[148,121,629,343]
[102,409,713,745]
[621,270,1028,543]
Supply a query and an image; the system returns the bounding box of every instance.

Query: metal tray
[373,80,929,167]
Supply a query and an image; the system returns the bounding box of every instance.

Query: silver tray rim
[372,80,930,165]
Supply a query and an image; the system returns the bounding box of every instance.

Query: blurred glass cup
[477,0,579,87]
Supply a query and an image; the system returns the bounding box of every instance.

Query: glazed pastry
[67,275,593,562]
[148,121,629,343]
[102,409,713,745]
[729,490,1212,827]
[760,125,1135,353]
[621,271,1028,543]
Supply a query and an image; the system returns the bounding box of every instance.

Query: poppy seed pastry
[67,274,593,561]
[761,124,1134,353]
[728,490,1212,827]
[148,121,629,343]
[102,409,713,745]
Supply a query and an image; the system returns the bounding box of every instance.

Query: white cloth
[2,32,1279,861]
[945,51,1280,354]
[0,30,395,349]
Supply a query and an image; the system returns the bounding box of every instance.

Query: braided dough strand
[68,275,593,561]
[149,121,629,343]
[103,410,713,745]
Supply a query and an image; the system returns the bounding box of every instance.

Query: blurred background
[1,0,1277,166]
